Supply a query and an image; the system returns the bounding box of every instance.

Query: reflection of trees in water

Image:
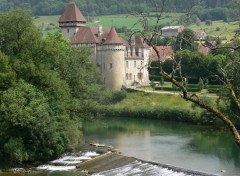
[188,131,240,167]
[84,117,240,167]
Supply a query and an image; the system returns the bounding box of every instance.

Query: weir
[77,152,218,176]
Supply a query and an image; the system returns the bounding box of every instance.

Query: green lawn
[113,91,193,110]
[88,13,179,30]
[34,15,60,27]
[34,13,179,34]
[188,20,239,40]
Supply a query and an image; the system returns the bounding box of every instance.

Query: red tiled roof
[71,26,112,44]
[198,41,216,54]
[135,36,149,48]
[150,46,174,61]
[59,2,86,23]
[103,27,123,44]
[71,27,98,44]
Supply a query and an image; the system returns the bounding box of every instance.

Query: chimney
[131,35,135,46]
[98,25,103,36]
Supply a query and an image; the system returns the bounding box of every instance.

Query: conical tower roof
[104,27,123,44]
[59,2,87,23]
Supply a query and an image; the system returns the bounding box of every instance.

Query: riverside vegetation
[95,89,230,127]
[0,9,106,165]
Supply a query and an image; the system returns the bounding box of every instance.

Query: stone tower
[58,2,87,39]
[101,27,125,90]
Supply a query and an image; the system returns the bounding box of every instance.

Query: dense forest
[0,0,237,21]
[0,9,108,164]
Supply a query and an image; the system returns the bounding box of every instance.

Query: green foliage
[0,0,233,17]
[198,78,204,90]
[3,138,29,164]
[0,52,16,90]
[175,29,198,52]
[111,90,127,103]
[0,9,103,164]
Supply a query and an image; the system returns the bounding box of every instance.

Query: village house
[198,40,216,54]
[150,46,174,62]
[195,29,207,40]
[161,25,184,37]
[59,2,150,90]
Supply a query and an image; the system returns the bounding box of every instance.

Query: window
[126,73,129,80]
[67,29,69,33]
[126,61,129,68]
[134,61,137,67]
[138,73,143,79]
[110,63,113,69]
[129,73,132,80]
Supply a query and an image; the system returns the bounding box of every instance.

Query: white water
[36,151,99,171]
[93,160,194,176]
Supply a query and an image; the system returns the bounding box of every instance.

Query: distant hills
[0,0,237,22]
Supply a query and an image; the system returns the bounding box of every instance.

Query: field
[34,14,239,40]
[87,13,179,30]
[188,20,239,40]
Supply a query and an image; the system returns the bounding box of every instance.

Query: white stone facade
[59,3,150,90]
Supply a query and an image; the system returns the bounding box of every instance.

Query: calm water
[82,117,240,176]
[1,117,240,176]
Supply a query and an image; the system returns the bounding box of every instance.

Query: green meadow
[188,20,239,40]
[34,14,238,40]
[112,91,193,110]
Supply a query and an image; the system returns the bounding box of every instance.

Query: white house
[59,2,150,90]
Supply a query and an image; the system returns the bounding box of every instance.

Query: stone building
[59,2,150,90]
[161,25,184,37]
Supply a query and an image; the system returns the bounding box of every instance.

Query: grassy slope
[113,91,193,111]
[34,15,60,27]
[188,20,239,40]
[34,14,238,40]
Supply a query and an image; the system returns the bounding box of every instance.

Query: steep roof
[71,27,98,44]
[59,2,87,23]
[150,46,174,61]
[134,36,149,48]
[103,27,123,44]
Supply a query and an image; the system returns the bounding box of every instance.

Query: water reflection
[83,117,240,175]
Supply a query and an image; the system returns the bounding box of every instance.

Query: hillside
[0,0,235,20]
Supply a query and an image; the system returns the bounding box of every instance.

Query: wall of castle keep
[101,45,125,90]
[60,26,79,39]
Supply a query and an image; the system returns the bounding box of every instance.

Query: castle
[59,2,150,90]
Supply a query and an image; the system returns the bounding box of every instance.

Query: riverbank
[95,90,220,126]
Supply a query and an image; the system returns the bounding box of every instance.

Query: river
[1,117,240,176]
[82,117,240,176]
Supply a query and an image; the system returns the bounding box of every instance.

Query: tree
[175,28,198,52]
[134,0,240,146]
[0,9,103,164]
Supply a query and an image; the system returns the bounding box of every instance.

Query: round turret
[101,27,125,90]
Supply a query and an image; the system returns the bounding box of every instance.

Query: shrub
[216,27,220,31]
[3,138,29,164]
[111,90,127,103]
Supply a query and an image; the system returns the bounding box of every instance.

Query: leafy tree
[0,8,102,164]
[135,0,240,146]
[0,52,16,90]
[175,28,198,52]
